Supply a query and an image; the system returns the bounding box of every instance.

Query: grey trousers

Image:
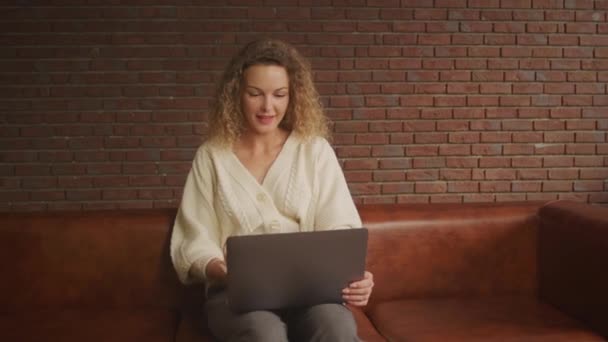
[205,288,360,342]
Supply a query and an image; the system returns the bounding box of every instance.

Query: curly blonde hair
[208,39,329,146]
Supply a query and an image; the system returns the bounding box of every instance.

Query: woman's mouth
[256,115,275,125]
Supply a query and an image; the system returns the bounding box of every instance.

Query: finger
[343,287,371,295]
[343,294,369,302]
[349,278,374,289]
[346,299,369,307]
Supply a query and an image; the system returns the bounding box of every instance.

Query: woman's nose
[261,96,272,112]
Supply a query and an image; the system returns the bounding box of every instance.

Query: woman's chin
[246,124,280,136]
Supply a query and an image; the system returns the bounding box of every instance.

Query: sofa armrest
[538,200,608,338]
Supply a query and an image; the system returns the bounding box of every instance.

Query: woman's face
[240,64,290,136]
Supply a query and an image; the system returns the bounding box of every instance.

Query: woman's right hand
[205,258,228,286]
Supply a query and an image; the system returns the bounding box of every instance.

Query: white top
[170,134,362,285]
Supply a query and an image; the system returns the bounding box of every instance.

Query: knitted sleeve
[312,138,363,230]
[170,146,224,285]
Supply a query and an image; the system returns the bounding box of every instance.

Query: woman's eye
[275,94,287,98]
[248,93,260,97]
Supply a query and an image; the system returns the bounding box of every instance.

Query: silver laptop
[226,228,368,313]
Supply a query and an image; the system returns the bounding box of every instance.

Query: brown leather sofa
[1,200,607,341]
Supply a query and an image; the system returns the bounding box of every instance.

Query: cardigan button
[269,220,280,231]
[256,193,266,202]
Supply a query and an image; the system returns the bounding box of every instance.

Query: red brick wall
[1,0,607,211]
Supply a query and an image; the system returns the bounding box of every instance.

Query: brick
[349,183,381,196]
[545,132,575,143]
[406,146,438,156]
[479,157,511,168]
[356,134,389,145]
[415,133,448,144]
[412,157,447,168]
[481,132,512,143]
[472,144,502,155]
[486,169,517,180]
[531,95,561,107]
[480,181,511,192]
[518,169,547,179]
[372,146,405,157]
[372,171,403,182]
[577,84,606,95]
[435,96,466,107]
[512,157,543,168]
[590,193,608,203]
[544,156,574,167]
[575,156,604,167]
[574,181,604,192]
[551,108,581,119]
[362,196,396,205]
[467,95,498,107]
[455,59,487,69]
[415,182,447,193]
[396,195,429,204]
[534,120,565,130]
[535,144,565,155]
[469,47,501,57]
[575,132,605,143]
[549,169,580,179]
[513,132,543,143]
[504,144,534,155]
[464,194,496,202]
[440,169,471,180]
[379,158,411,169]
[400,95,434,107]
[446,157,479,168]
[566,144,595,154]
[453,108,485,119]
[439,145,471,155]
[517,108,549,118]
[390,133,414,144]
[66,190,101,201]
[343,159,379,170]
[486,107,518,118]
[429,194,463,203]
[437,121,469,131]
[447,181,479,193]
[496,194,527,201]
[512,181,542,192]
[447,83,479,93]
[414,9,448,20]
[382,183,414,194]
[543,180,573,192]
[580,168,608,180]
[448,132,480,144]
[513,83,542,94]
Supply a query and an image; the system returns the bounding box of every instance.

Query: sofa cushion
[368,296,604,341]
[0,310,177,342]
[348,305,387,342]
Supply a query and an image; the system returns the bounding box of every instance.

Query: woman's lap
[205,288,359,342]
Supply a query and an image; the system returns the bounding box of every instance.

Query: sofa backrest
[0,209,198,311]
[1,202,543,313]
[359,202,542,311]
[538,201,608,338]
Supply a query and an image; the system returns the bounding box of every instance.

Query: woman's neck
[236,129,289,154]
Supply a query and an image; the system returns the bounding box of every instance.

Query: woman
[171,38,374,341]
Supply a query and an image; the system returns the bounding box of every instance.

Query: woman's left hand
[342,271,374,306]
